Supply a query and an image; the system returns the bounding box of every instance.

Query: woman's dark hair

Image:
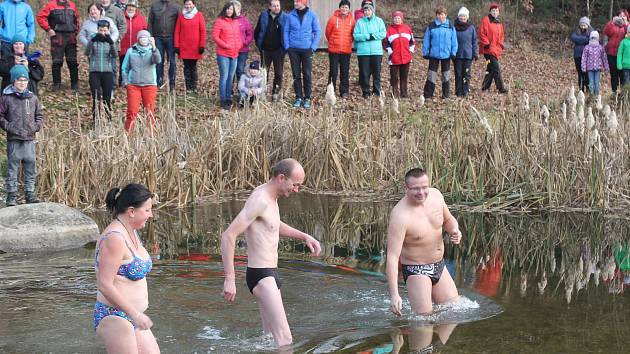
[218,2,235,18]
[87,3,103,16]
[183,0,194,4]
[105,183,153,216]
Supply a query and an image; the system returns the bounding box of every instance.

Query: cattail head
[325,82,336,106]
[522,92,530,111]
[540,105,550,125]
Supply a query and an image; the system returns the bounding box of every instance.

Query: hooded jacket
[617,37,630,69]
[283,7,321,51]
[0,54,44,95]
[603,20,627,56]
[79,16,119,46]
[478,14,504,59]
[120,10,147,57]
[385,22,415,65]
[581,41,609,72]
[121,43,161,86]
[0,0,36,44]
[353,14,386,56]
[174,9,206,59]
[147,0,179,38]
[423,18,458,59]
[236,14,253,53]
[0,85,43,141]
[212,16,242,58]
[325,9,355,54]
[570,27,592,58]
[238,69,265,99]
[36,0,80,34]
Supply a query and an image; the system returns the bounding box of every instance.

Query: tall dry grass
[36,85,630,212]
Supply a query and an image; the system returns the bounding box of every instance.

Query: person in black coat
[0,35,45,96]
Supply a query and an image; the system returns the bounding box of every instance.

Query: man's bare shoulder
[243,185,272,214]
[390,197,410,221]
[428,187,446,203]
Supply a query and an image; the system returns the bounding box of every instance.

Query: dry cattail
[537,271,547,295]
[392,97,400,114]
[561,102,567,121]
[522,92,530,111]
[577,90,585,107]
[607,110,619,135]
[540,105,550,125]
[418,95,425,107]
[586,107,595,131]
[595,94,603,111]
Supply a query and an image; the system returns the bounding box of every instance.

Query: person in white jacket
[238,60,266,107]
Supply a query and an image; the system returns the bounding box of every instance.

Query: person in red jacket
[603,9,629,92]
[478,3,507,93]
[385,10,414,98]
[325,0,355,98]
[118,0,147,87]
[212,2,242,109]
[36,0,81,91]
[175,0,206,93]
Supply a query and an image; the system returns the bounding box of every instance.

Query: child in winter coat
[385,10,415,98]
[581,31,609,95]
[238,60,266,106]
[0,66,43,206]
[570,17,592,91]
[617,25,630,84]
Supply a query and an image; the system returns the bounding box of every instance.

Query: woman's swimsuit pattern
[93,230,152,331]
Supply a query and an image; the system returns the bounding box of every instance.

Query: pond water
[1,193,629,353]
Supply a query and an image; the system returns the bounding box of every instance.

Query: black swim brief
[402,259,445,285]
[246,267,282,293]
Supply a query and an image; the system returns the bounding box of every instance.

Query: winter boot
[5,192,17,207]
[25,191,40,204]
[423,70,437,99]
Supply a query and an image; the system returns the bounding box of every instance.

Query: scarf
[182,6,197,20]
[455,18,471,31]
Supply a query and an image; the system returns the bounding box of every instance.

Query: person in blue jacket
[570,16,592,92]
[422,6,457,99]
[0,0,36,58]
[353,2,386,99]
[453,7,478,97]
[283,0,320,109]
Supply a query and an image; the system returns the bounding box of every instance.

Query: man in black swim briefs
[221,158,321,348]
[386,168,463,315]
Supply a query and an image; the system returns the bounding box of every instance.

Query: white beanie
[458,7,470,19]
[590,30,599,40]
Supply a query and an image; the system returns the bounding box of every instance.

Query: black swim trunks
[402,259,445,285]
[246,267,282,293]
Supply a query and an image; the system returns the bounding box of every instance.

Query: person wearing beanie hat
[604,9,630,92]
[454,6,478,97]
[0,61,43,206]
[325,0,355,98]
[238,59,266,107]
[353,0,386,98]
[118,0,148,87]
[174,0,207,93]
[121,28,161,133]
[616,24,630,84]
[581,30,609,95]
[354,0,373,21]
[422,6,458,99]
[571,16,592,92]
[0,0,36,58]
[0,33,44,95]
[478,2,507,93]
[385,10,415,98]
[36,0,81,91]
[284,0,321,109]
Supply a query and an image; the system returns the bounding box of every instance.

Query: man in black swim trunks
[221,158,321,348]
[386,168,462,315]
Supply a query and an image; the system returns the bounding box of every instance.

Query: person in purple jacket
[232,1,253,92]
[581,31,609,95]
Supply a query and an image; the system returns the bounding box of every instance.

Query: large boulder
[0,202,99,252]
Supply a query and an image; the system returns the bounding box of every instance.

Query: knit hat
[360,0,373,7]
[578,16,590,27]
[590,30,599,40]
[338,0,350,8]
[126,0,138,7]
[458,7,470,19]
[613,16,625,25]
[10,65,29,82]
[392,11,403,21]
[489,3,500,11]
[363,3,374,11]
[12,34,26,44]
[97,19,110,28]
[249,60,260,70]
[296,0,308,6]
[137,30,151,40]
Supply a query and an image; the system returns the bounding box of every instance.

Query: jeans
[155,36,176,89]
[357,55,382,96]
[587,70,601,94]
[328,52,351,95]
[608,55,621,92]
[125,84,157,132]
[235,51,249,85]
[262,47,285,95]
[454,58,472,97]
[6,140,36,194]
[217,55,238,102]
[288,48,313,99]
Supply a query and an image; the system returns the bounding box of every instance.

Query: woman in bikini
[93,183,159,353]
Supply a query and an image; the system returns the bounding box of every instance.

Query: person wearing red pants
[121,29,161,133]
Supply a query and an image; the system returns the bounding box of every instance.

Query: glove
[92,33,105,42]
[174,47,180,55]
[104,35,114,45]
[369,34,375,41]
[198,47,205,54]
[484,44,490,50]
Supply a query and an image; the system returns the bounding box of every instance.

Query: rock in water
[0,202,99,252]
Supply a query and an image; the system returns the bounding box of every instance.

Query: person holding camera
[0,34,44,95]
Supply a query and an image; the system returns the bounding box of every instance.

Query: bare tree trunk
[610,0,614,20]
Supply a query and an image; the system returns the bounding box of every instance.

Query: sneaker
[5,192,16,207]
[341,93,349,99]
[272,93,280,102]
[498,88,509,94]
[303,98,312,109]
[220,101,231,110]
[292,98,303,108]
[52,83,61,92]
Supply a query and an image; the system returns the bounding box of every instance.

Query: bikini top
[95,230,153,281]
